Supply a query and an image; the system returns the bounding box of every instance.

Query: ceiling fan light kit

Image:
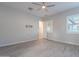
[42,5,46,9]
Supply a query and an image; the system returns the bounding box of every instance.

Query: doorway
[39,20,53,39]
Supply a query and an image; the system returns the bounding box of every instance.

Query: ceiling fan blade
[47,4,55,7]
[32,3,42,6]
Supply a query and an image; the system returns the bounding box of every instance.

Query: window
[67,14,79,33]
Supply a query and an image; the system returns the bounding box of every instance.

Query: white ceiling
[0,2,79,17]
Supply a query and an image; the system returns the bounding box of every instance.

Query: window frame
[66,15,79,34]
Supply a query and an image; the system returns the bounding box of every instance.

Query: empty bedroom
[0,2,79,57]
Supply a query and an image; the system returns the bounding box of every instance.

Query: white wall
[0,5,39,47]
[47,7,79,45]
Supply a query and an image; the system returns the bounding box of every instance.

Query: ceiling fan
[31,2,55,12]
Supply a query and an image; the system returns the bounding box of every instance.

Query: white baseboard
[48,38,79,46]
[0,38,37,47]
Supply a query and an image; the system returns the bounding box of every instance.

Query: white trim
[0,38,37,47]
[48,38,79,46]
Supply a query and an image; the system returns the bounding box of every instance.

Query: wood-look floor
[0,39,79,57]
